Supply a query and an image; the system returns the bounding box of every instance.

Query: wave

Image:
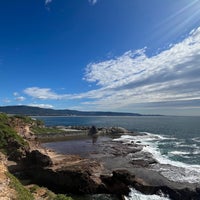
[124,188,171,200]
[192,137,200,143]
[168,150,191,155]
[114,133,200,183]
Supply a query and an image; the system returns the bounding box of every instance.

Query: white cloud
[2,99,11,103]
[13,92,19,96]
[15,96,26,101]
[28,104,54,109]
[24,87,67,100]
[88,0,98,5]
[23,26,200,113]
[82,26,200,110]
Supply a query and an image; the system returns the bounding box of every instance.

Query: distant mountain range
[0,105,162,116]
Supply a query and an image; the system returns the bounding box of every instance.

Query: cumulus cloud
[28,104,54,109]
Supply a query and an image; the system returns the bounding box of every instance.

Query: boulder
[25,150,52,167]
[100,170,134,196]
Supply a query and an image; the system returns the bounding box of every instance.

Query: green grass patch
[31,126,65,135]
[6,172,34,200]
[0,113,29,161]
[28,184,74,200]
[54,194,73,200]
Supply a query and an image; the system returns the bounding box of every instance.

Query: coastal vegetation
[31,126,65,135]
[0,113,28,158]
[28,184,73,200]
[6,172,34,200]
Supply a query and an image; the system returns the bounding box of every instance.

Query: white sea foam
[124,188,171,200]
[114,133,200,183]
[142,141,200,183]
[114,132,166,144]
[168,151,190,156]
[193,149,200,155]
[192,137,200,143]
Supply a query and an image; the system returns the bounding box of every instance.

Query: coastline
[2,115,200,200]
[38,127,200,199]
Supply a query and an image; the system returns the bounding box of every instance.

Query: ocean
[37,116,200,200]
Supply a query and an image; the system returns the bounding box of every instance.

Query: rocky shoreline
[3,118,200,200]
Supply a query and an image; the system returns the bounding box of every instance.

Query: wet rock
[99,127,130,135]
[101,170,132,196]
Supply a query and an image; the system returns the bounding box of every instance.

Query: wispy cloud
[45,0,53,6]
[15,96,26,101]
[82,27,200,109]
[28,104,54,109]
[88,0,98,5]
[24,87,67,100]
[13,92,18,96]
[23,27,200,113]
[2,99,11,103]
[44,0,98,8]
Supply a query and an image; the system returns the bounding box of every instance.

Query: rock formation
[1,114,200,199]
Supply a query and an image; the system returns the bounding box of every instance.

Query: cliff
[0,114,74,200]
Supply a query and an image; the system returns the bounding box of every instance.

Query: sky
[1,0,200,116]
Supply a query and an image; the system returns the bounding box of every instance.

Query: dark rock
[26,164,103,194]
[88,126,98,136]
[25,150,52,167]
[94,126,131,136]
[101,170,134,196]
[112,170,135,185]
[130,159,157,167]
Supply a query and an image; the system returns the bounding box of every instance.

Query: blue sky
[1,0,200,115]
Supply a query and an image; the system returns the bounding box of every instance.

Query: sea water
[37,116,200,199]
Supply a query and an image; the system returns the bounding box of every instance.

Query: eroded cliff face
[3,116,130,196]
[8,116,39,141]
[0,114,36,199]
[0,153,16,200]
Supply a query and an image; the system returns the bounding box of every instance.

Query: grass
[54,194,73,200]
[0,114,28,156]
[7,174,74,200]
[11,115,44,126]
[31,126,65,134]
[28,184,74,200]
[6,172,34,200]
